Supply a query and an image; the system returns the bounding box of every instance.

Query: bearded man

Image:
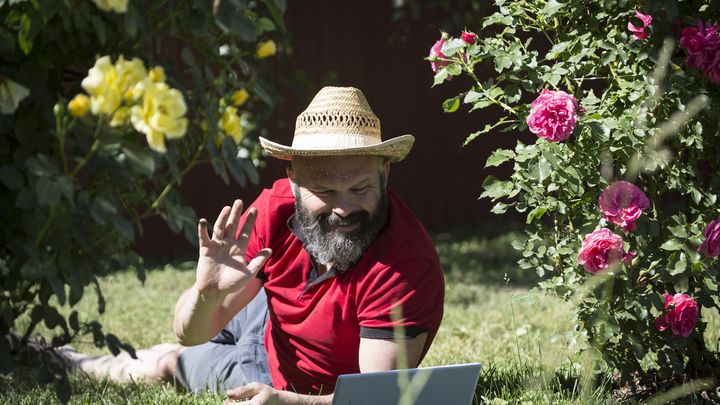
[56,86,445,405]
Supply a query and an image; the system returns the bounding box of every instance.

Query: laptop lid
[331,363,482,405]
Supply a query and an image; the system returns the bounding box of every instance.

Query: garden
[2,0,720,403]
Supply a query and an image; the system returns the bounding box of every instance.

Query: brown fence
[135,0,535,260]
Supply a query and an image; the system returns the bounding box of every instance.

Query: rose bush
[0,0,292,400]
[429,0,720,388]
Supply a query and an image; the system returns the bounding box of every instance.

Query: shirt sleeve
[356,258,444,338]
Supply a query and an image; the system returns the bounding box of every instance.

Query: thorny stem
[34,206,56,246]
[465,68,517,116]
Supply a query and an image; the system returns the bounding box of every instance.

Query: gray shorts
[176,288,272,393]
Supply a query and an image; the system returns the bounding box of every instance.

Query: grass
[4,225,720,404]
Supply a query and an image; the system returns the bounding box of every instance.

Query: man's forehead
[292,155,382,177]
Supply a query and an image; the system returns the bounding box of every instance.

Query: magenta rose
[577,228,635,274]
[526,89,579,142]
[681,19,720,70]
[697,213,720,258]
[461,31,477,44]
[429,38,453,80]
[654,293,698,338]
[628,10,652,40]
[598,181,650,232]
[704,53,720,83]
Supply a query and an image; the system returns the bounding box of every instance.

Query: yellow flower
[68,94,90,117]
[0,77,30,114]
[81,55,146,118]
[231,88,249,106]
[219,106,243,144]
[92,0,129,13]
[256,40,277,58]
[130,79,188,153]
[148,66,166,83]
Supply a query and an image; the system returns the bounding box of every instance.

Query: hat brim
[259,135,415,163]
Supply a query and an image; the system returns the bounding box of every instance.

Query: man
[57,86,445,404]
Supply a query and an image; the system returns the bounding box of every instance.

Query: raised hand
[195,199,271,298]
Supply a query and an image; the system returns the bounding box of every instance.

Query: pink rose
[526,89,579,142]
[697,213,720,257]
[429,38,453,80]
[598,181,650,232]
[577,228,635,274]
[654,293,698,338]
[628,10,652,40]
[461,31,477,44]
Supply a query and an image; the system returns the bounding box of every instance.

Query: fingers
[226,382,265,400]
[213,205,232,240]
[224,200,244,241]
[236,207,259,241]
[198,219,211,247]
[247,248,273,275]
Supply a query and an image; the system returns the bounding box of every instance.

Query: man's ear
[382,160,390,186]
[286,165,296,184]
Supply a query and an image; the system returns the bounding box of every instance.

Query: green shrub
[0,0,289,400]
[429,0,720,387]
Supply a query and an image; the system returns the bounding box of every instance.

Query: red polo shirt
[243,179,444,395]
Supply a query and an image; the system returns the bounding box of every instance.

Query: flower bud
[461,31,477,44]
[68,94,90,117]
[256,40,277,58]
[54,102,66,119]
[231,88,249,106]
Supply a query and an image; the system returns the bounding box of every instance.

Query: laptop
[331,363,482,405]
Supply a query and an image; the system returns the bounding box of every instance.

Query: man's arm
[174,278,263,346]
[174,199,271,346]
[224,334,429,405]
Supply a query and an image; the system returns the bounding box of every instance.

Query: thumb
[247,248,273,275]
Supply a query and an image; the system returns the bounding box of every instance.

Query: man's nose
[331,194,353,217]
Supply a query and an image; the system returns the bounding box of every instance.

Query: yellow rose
[231,88,249,107]
[130,79,188,153]
[219,106,243,144]
[148,66,166,83]
[256,40,277,58]
[0,77,30,114]
[92,0,129,13]
[68,94,90,117]
[81,55,146,117]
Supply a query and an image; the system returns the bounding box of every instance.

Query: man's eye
[351,187,368,193]
[314,190,333,196]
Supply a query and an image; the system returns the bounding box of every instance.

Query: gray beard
[294,185,389,271]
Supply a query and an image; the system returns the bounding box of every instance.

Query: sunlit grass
[6,226,720,404]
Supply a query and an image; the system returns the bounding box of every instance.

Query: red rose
[654,293,698,338]
[461,31,477,44]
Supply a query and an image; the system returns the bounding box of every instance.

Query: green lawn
[4,227,719,404]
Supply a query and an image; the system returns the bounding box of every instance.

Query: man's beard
[294,184,389,272]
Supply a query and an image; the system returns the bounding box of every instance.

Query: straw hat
[259,86,414,163]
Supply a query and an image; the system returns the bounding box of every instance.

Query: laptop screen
[331,363,482,405]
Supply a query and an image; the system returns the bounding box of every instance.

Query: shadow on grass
[431,221,547,287]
